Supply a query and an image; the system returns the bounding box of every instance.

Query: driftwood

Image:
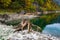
[31,24,42,32]
[14,20,31,32]
[13,23,22,32]
[14,20,42,32]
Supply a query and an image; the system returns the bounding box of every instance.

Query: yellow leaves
[0,0,59,12]
[44,0,51,9]
[43,0,58,11]
[1,0,11,4]
[0,0,11,7]
[46,2,51,8]
[25,0,33,12]
[39,0,44,5]
[40,7,47,11]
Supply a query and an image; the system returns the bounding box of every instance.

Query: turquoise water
[42,23,60,37]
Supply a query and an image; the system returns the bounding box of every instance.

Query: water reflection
[42,23,60,37]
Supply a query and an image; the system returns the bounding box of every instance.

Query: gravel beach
[0,24,59,40]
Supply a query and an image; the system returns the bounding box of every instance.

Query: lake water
[42,23,60,37]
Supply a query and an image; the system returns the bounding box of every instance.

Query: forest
[0,0,60,13]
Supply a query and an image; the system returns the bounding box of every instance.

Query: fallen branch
[31,24,42,32]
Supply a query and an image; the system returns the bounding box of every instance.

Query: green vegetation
[0,0,60,13]
[30,13,60,30]
[5,13,60,30]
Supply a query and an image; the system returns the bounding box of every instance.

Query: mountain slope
[0,0,60,13]
[53,0,60,5]
[37,0,60,11]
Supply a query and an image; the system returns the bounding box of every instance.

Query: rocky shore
[0,24,59,40]
[7,30,60,40]
[0,13,39,24]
